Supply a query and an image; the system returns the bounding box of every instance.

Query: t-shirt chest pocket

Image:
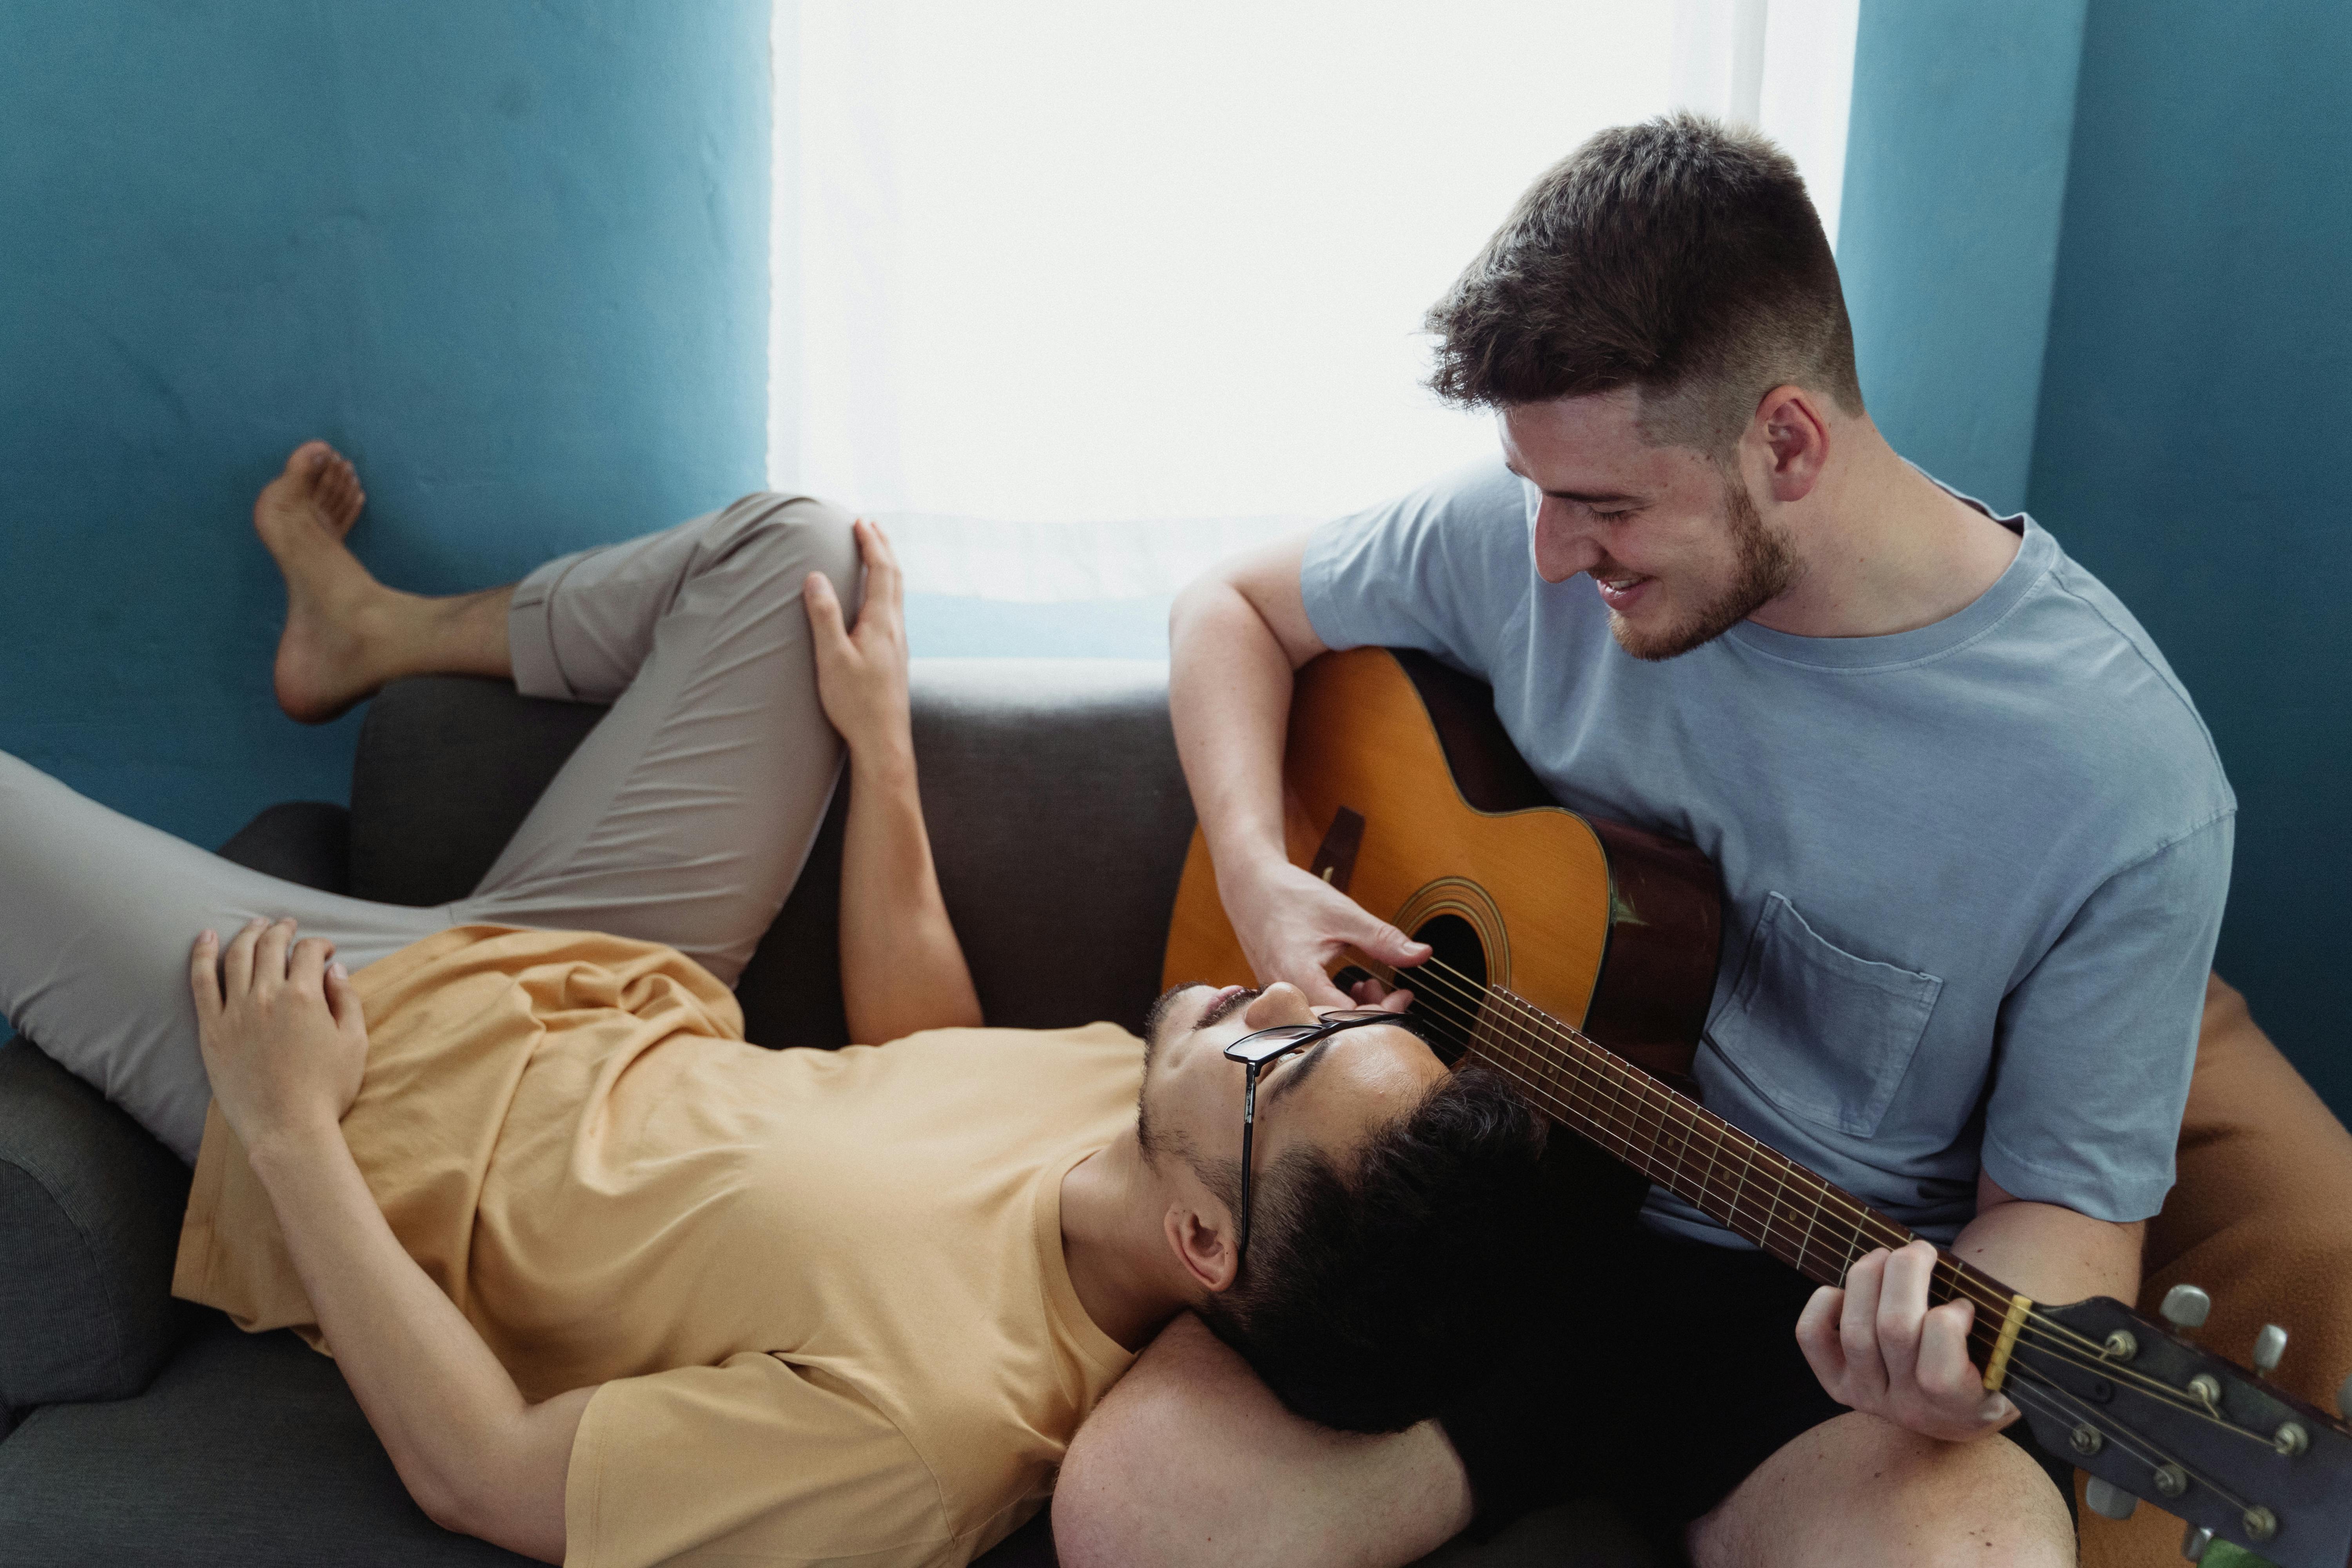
[1709,892,1944,1138]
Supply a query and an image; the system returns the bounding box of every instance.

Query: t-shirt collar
[1721,478,2054,672]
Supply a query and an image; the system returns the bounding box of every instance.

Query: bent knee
[700,492,860,598]
[1698,1414,2073,1568]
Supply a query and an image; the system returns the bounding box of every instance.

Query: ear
[1164,1200,1240,1296]
[1750,384,1831,503]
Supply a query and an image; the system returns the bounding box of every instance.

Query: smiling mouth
[1592,571,1653,608]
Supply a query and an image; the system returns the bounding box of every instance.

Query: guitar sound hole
[1403,913,1486,1067]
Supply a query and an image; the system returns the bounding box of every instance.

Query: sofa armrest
[2079,975,2352,1566]
[0,795,356,1416]
[0,1037,192,1411]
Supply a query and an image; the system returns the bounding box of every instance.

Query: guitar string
[2004,1361,2259,1518]
[1405,957,2294,1446]
[1353,953,2269,1438]
[1378,955,2270,1434]
[1441,962,2289,1435]
[1392,964,2274,1446]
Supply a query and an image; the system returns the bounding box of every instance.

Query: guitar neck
[1365,956,2023,1349]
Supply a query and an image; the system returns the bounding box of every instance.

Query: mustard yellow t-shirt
[172,927,1142,1568]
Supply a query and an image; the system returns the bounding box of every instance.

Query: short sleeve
[564,1352,952,1568]
[1979,813,2235,1222]
[1300,459,1532,673]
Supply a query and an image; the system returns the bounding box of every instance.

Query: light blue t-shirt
[1302,460,2234,1245]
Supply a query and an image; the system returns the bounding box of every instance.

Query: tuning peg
[2083,1477,2138,1520]
[2181,1523,2213,1561]
[2160,1284,2212,1330]
[2253,1324,2287,1374]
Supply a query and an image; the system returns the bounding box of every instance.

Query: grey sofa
[0,659,1639,1568]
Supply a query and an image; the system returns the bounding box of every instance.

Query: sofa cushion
[906,659,1194,1036]
[349,675,606,907]
[218,799,354,895]
[0,1038,192,1412]
[0,789,354,1415]
[0,1311,532,1568]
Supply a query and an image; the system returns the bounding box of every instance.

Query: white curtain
[771,0,1857,603]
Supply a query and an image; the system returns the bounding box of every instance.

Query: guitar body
[1162,646,1723,1080]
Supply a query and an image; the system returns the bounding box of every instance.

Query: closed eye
[1263,1038,1336,1105]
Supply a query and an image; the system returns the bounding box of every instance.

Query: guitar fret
[1794,1180,1821,1279]
[1474,986,1936,1289]
[1724,1138,1751,1236]
[1658,1079,1695,1194]
[1695,1119,1723,1225]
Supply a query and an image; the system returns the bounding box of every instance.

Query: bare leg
[254,440,513,723]
[1687,1411,2073,1568]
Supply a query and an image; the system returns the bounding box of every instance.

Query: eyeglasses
[1221,1009,1402,1272]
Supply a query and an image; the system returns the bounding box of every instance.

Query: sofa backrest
[348,659,1198,1047]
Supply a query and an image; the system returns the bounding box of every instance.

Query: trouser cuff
[507,552,591,701]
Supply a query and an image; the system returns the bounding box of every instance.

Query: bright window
[771,0,1856,603]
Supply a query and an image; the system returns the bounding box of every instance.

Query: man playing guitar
[1055,114,2234,1567]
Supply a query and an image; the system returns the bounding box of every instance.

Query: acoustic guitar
[1161,646,2352,1568]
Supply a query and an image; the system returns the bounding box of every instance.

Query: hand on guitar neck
[1796,1238,2022,1444]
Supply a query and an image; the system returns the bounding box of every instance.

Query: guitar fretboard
[1363,955,2016,1359]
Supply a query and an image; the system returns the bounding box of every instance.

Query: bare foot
[254,441,392,723]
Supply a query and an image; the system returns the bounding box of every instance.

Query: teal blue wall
[1837,0,2087,514]
[1840,0,2350,1116]
[2025,0,2351,1115]
[0,1,771,852]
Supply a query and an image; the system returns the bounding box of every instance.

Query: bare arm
[190,920,586,1563]
[803,519,982,1043]
[1952,1168,2143,1305]
[1794,1168,2142,1443]
[1167,536,1427,1008]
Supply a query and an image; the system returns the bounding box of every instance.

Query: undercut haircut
[1191,1065,1552,1434]
[1424,112,1863,454]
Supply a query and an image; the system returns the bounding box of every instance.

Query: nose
[1241,982,1320,1031]
[1530,496,1601,584]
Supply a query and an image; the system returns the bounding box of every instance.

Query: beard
[1135,982,1256,1167]
[1608,472,1801,661]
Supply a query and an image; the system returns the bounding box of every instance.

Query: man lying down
[0,443,1552,1568]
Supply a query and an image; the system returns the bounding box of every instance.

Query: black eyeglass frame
[1221,1009,1403,1272]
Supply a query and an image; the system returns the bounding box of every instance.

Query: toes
[319,455,364,532]
[286,439,332,479]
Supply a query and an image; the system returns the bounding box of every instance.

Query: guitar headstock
[2007,1292,2352,1567]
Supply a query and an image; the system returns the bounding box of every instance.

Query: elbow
[1169,570,1260,652]
[403,1463,478,1537]
[396,1449,501,1544]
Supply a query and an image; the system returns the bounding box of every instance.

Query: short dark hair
[1423,112,1862,452]
[1192,1065,1552,1434]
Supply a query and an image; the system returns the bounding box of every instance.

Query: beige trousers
[0,494,858,1162]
